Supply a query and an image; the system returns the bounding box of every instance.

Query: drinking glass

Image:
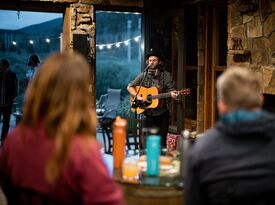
[122,156,139,182]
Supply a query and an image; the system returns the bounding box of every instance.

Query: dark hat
[145,48,162,59]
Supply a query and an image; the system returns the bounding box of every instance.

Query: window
[0,10,62,111]
[96,11,142,117]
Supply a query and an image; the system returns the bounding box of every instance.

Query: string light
[8,35,141,51]
[96,35,141,50]
[115,43,121,48]
[134,36,141,42]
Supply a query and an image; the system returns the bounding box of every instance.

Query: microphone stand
[130,64,151,151]
[131,64,151,109]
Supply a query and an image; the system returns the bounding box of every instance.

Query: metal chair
[126,116,141,151]
[97,89,121,153]
[96,93,108,117]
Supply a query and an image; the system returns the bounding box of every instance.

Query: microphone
[143,63,151,72]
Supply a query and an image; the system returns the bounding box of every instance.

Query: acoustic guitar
[130,86,190,114]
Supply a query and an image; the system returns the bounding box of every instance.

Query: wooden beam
[62,7,72,52]
[197,3,206,133]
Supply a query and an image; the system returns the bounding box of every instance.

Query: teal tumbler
[146,135,161,176]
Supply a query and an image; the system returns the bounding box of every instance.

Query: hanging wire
[17,10,20,19]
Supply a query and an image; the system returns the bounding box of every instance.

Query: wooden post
[197,3,206,134]
[62,7,72,52]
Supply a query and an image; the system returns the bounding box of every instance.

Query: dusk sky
[0,10,62,30]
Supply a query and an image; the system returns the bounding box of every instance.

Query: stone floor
[96,131,106,151]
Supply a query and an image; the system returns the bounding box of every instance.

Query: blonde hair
[217,67,262,111]
[22,52,95,183]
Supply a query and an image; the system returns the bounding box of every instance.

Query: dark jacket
[128,68,175,116]
[185,111,275,205]
[0,71,18,106]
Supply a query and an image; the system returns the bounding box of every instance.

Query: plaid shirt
[0,71,18,107]
[0,74,6,107]
[128,67,175,116]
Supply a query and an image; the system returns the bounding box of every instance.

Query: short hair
[0,59,10,68]
[217,67,262,111]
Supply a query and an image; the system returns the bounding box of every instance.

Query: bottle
[146,135,161,176]
[113,117,127,169]
[180,129,191,177]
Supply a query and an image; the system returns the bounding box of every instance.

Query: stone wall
[228,0,275,94]
[70,3,95,59]
[64,2,96,105]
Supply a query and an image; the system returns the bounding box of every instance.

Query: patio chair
[96,93,108,117]
[126,115,141,151]
[97,88,121,153]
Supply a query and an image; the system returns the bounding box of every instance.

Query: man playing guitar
[127,48,178,148]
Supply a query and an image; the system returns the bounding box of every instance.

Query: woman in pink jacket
[0,52,125,205]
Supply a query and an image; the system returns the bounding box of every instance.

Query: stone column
[71,2,96,107]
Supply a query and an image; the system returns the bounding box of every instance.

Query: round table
[103,154,184,205]
[114,169,183,205]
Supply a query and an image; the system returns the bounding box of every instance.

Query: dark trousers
[0,103,13,142]
[143,110,169,147]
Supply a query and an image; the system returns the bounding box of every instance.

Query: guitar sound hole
[142,100,152,108]
[147,95,152,102]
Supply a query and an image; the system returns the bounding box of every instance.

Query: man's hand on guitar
[170,90,179,99]
[129,86,190,114]
[136,95,143,101]
[132,98,149,109]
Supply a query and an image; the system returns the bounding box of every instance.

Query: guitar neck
[151,92,171,99]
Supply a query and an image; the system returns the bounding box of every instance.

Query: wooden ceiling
[0,0,227,12]
[0,1,68,13]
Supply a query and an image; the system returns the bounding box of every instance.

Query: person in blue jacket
[185,67,275,205]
